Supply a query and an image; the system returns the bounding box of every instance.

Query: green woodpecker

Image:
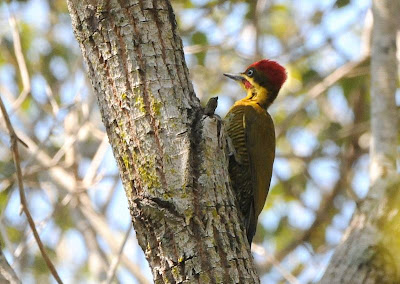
[224,59,287,245]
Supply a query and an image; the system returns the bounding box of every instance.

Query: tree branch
[0,97,63,283]
[320,0,400,282]
[8,14,31,112]
[66,0,260,282]
[0,247,20,284]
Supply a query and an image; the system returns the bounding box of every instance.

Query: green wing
[225,104,275,243]
[244,106,275,220]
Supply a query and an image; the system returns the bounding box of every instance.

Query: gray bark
[66,0,259,283]
[320,0,400,283]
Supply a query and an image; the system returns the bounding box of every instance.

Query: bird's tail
[245,201,257,245]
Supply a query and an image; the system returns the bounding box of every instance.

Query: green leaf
[311,10,324,24]
[302,68,320,83]
[309,205,338,251]
[54,206,74,231]
[335,0,350,8]
[21,96,32,111]
[0,160,16,179]
[183,0,194,9]
[32,247,56,276]
[318,122,342,141]
[7,226,23,243]
[270,4,289,13]
[254,222,268,243]
[292,263,305,277]
[191,32,208,65]
[274,217,296,251]
[195,52,206,66]
[191,31,208,46]
[0,185,12,214]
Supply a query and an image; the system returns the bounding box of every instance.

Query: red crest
[247,59,287,89]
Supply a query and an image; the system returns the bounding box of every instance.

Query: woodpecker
[224,59,287,245]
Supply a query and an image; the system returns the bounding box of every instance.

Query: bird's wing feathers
[225,104,275,243]
[243,106,275,219]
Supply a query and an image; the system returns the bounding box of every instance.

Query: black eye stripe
[247,69,254,77]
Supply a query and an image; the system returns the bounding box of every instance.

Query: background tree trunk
[320,0,400,283]
[66,0,259,283]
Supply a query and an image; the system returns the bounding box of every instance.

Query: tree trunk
[320,0,400,283]
[66,0,259,283]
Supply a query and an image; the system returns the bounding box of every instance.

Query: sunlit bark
[67,0,259,282]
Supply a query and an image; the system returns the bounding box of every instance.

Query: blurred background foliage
[1,0,397,283]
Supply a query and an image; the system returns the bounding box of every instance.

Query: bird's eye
[246,69,254,77]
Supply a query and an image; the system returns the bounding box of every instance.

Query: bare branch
[276,56,369,138]
[104,226,132,284]
[0,247,21,284]
[12,131,149,283]
[252,244,300,284]
[0,97,63,283]
[82,134,108,186]
[8,15,31,112]
[369,0,398,182]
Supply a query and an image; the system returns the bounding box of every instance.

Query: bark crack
[143,195,184,219]
[67,0,259,282]
[120,1,168,191]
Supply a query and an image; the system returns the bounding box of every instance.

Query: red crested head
[247,59,287,90]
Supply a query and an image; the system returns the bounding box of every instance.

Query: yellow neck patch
[238,75,270,109]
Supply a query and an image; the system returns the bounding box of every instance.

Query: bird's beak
[223,73,244,82]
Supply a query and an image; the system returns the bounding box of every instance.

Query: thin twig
[82,134,108,186]
[45,84,60,116]
[253,0,263,61]
[0,97,63,284]
[252,244,300,284]
[13,121,155,284]
[276,56,369,138]
[8,15,31,112]
[361,9,373,57]
[183,44,220,54]
[12,182,63,266]
[104,226,133,284]
[100,175,120,214]
[0,218,15,263]
[0,247,21,284]
[260,108,365,274]
[276,8,372,139]
[78,196,150,284]
[50,123,89,166]
[76,218,110,279]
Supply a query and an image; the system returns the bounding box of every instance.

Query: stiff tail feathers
[245,201,257,245]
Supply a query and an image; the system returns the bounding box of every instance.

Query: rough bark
[66,0,259,283]
[320,0,400,283]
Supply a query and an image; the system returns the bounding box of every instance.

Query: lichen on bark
[67,0,259,282]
